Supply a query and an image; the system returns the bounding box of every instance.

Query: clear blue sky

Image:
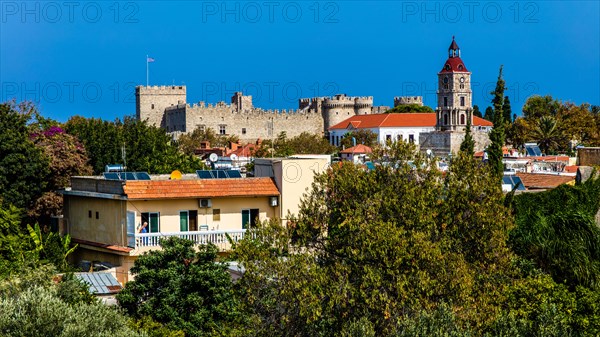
[1,1,599,122]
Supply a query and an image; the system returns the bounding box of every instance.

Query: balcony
[133,230,247,254]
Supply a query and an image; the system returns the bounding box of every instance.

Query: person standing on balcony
[140,221,149,233]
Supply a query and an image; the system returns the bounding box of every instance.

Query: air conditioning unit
[198,198,212,208]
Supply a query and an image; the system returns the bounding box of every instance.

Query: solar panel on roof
[197,170,214,179]
[525,144,542,157]
[121,172,136,180]
[103,172,120,180]
[227,170,242,178]
[511,176,526,190]
[197,170,242,179]
[502,176,513,185]
[135,172,151,180]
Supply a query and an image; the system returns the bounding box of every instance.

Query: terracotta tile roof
[329,113,492,130]
[71,238,132,254]
[564,165,578,173]
[340,144,372,154]
[515,172,575,190]
[473,116,493,127]
[525,156,570,163]
[123,177,279,200]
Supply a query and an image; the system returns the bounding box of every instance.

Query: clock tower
[436,37,473,131]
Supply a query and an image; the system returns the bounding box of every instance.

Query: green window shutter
[242,210,250,229]
[180,211,188,232]
[150,213,159,233]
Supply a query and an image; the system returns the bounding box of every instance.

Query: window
[198,124,206,132]
[386,134,392,142]
[444,114,448,125]
[219,125,226,135]
[460,97,465,107]
[180,210,198,231]
[460,114,465,124]
[95,212,99,219]
[443,97,448,107]
[88,210,92,218]
[460,83,465,89]
[408,134,415,143]
[141,212,160,233]
[242,128,246,135]
[242,209,259,229]
[213,209,220,221]
[151,104,155,109]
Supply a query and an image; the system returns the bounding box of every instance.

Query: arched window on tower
[444,114,448,126]
[460,114,465,125]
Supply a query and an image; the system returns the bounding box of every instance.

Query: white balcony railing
[134,230,247,251]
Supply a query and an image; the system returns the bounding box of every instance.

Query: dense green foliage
[473,105,482,118]
[510,175,600,289]
[460,116,475,156]
[117,237,242,336]
[0,102,50,211]
[507,95,600,154]
[254,131,337,157]
[339,129,378,149]
[385,104,434,113]
[177,127,239,155]
[65,116,205,174]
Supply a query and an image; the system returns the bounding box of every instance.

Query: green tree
[235,141,517,336]
[522,95,561,120]
[339,129,378,149]
[503,96,513,124]
[506,117,531,149]
[65,116,205,174]
[386,104,434,113]
[473,105,482,118]
[0,102,50,211]
[487,65,506,178]
[117,237,242,336]
[459,116,475,156]
[484,106,494,121]
[530,116,563,154]
[286,132,337,155]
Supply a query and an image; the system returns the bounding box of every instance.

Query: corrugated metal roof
[75,272,122,295]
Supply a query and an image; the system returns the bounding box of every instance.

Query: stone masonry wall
[419,130,490,157]
[165,103,324,142]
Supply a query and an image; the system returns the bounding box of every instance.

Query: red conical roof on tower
[440,36,468,73]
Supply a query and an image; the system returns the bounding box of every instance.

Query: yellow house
[62,174,280,284]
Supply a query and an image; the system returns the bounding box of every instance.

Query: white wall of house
[330,126,436,146]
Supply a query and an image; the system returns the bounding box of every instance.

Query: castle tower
[136,85,186,127]
[436,37,472,131]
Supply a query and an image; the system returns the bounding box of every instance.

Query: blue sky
[1,1,599,122]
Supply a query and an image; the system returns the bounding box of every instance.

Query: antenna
[121,144,127,172]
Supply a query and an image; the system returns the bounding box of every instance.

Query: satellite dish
[170,170,182,180]
[230,154,238,161]
[209,153,219,163]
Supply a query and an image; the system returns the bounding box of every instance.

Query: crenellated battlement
[394,96,424,107]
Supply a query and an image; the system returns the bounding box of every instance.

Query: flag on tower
[147,57,155,62]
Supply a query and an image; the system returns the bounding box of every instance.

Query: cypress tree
[473,105,482,118]
[503,96,513,123]
[487,65,506,178]
[460,113,475,156]
[484,106,494,121]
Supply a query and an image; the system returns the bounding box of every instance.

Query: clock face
[460,77,465,83]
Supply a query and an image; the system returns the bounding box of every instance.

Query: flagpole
[146,54,149,87]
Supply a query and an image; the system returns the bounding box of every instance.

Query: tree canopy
[385,104,434,113]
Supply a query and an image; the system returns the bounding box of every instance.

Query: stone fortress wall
[136,85,405,142]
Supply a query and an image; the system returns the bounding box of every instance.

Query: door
[242,209,260,229]
[189,210,198,231]
[141,212,160,233]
